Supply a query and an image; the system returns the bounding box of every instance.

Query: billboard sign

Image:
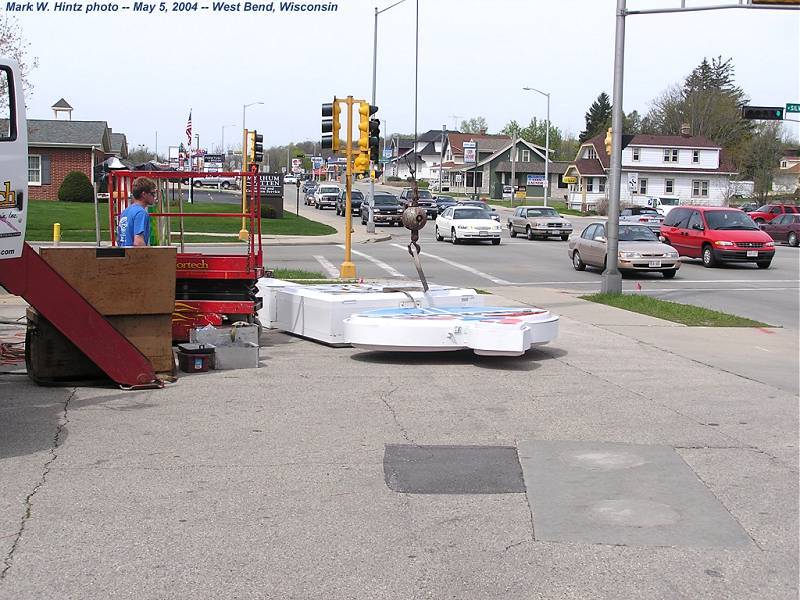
[527,174,545,186]
[204,153,224,171]
[245,172,283,197]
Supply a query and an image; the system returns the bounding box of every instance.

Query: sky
[9,0,800,154]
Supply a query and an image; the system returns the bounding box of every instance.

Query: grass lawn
[581,293,772,327]
[487,199,588,217]
[25,200,335,242]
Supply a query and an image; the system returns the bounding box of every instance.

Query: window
[665,179,674,194]
[584,177,593,192]
[664,207,690,228]
[692,180,709,198]
[692,150,700,164]
[519,149,530,162]
[28,155,41,185]
[780,160,788,168]
[772,215,786,225]
[465,171,483,188]
[557,175,568,189]
[663,148,678,162]
[632,148,640,161]
[0,67,16,141]
[599,179,605,193]
[687,211,703,230]
[587,147,597,159]
[639,178,648,195]
[582,224,598,239]
[769,206,782,214]
[620,208,631,216]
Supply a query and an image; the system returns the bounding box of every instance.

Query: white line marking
[391,243,511,285]
[313,255,339,278]
[336,245,406,278]
[637,287,798,293]
[754,346,771,352]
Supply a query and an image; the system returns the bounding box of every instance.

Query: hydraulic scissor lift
[108,170,265,341]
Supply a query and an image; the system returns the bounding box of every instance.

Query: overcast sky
[12,0,800,153]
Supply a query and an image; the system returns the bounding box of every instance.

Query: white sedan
[435,205,502,245]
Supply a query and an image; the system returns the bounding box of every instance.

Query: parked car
[313,184,341,210]
[435,205,502,245]
[746,204,799,224]
[619,206,664,233]
[361,192,403,226]
[568,222,681,278]
[507,205,573,241]
[759,213,800,247]
[304,182,319,205]
[284,174,298,184]
[434,195,458,214]
[302,180,317,194]
[660,206,775,268]
[457,200,501,222]
[738,202,759,213]
[335,189,364,216]
[398,188,438,219]
[191,175,239,189]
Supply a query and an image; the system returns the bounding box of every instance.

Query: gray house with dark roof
[27,119,128,200]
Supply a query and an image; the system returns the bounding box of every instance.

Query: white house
[386,130,450,180]
[563,130,738,211]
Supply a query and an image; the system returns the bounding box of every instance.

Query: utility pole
[510,134,516,207]
[340,96,356,279]
[439,124,446,194]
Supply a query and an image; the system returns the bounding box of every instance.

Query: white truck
[628,195,681,216]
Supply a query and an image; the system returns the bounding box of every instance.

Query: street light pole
[523,86,551,206]
[368,0,411,234]
[240,101,264,241]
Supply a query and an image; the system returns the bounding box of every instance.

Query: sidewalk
[1,283,797,598]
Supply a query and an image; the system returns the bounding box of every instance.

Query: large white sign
[527,174,545,186]
[464,141,477,164]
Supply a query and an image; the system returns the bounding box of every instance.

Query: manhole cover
[383,444,526,494]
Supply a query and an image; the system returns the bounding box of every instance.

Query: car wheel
[221,182,231,190]
[572,251,586,271]
[451,228,459,244]
[757,260,772,269]
[560,234,569,241]
[435,226,443,241]
[508,223,517,238]
[789,232,798,247]
[526,226,534,241]
[662,269,677,279]
[702,244,716,268]
[492,238,501,246]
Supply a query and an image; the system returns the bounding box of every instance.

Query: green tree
[579,92,612,143]
[58,171,94,202]
[459,116,488,134]
[740,122,785,200]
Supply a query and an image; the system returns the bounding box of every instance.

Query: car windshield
[755,205,770,212]
[373,195,397,205]
[437,196,455,203]
[527,208,558,217]
[618,225,658,242]
[320,187,339,194]
[706,210,759,230]
[453,208,491,220]
[415,190,433,199]
[351,191,363,199]
[638,208,659,215]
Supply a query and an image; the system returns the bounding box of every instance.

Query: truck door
[0,60,27,261]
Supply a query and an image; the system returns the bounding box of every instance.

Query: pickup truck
[191,175,239,190]
[632,195,680,216]
[399,187,438,219]
[313,184,341,210]
[747,204,799,224]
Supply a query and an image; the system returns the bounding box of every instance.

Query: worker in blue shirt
[118,177,157,246]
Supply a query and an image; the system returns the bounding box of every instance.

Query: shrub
[387,176,401,182]
[260,204,278,219]
[58,171,94,203]
[595,197,609,216]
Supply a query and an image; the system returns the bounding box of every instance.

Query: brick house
[27,119,128,200]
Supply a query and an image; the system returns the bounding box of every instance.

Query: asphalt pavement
[0,281,797,599]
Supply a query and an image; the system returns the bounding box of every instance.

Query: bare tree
[0,16,39,105]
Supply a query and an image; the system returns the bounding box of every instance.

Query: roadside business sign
[527,174,545,186]
[245,172,283,197]
[786,103,800,113]
[204,153,224,170]
[562,176,577,184]
[312,156,324,169]
[464,141,477,164]
[381,147,393,163]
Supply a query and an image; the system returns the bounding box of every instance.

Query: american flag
[186,110,192,146]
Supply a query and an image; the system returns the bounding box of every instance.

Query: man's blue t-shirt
[118,204,150,246]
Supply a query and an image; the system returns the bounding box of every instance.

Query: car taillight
[639,217,648,222]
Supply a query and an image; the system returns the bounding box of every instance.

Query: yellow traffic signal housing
[604,128,612,156]
[353,152,370,173]
[358,103,370,152]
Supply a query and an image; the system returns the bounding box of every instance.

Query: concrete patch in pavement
[518,439,753,548]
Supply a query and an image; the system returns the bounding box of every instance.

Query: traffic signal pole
[239,127,249,241]
[340,96,356,279]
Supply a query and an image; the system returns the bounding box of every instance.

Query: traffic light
[248,130,264,163]
[353,152,370,174]
[604,128,612,155]
[358,102,377,153]
[741,106,784,120]
[322,100,341,152]
[369,117,380,161]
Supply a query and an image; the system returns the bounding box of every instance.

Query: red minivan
[660,206,775,269]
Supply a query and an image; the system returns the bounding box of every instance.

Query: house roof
[448,132,511,154]
[781,163,800,174]
[110,132,128,157]
[494,161,569,174]
[28,119,110,149]
[570,158,606,176]
[51,98,73,109]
